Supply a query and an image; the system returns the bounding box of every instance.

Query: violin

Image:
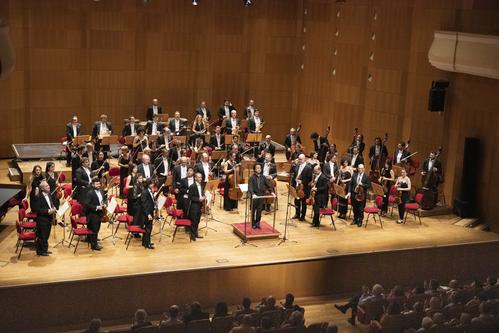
[354,183,366,202]
[296,180,305,199]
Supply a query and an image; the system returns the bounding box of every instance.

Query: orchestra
[20,97,448,256]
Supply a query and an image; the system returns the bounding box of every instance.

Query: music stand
[246,133,262,143]
[173,135,187,145]
[102,196,118,245]
[53,200,71,248]
[224,134,234,145]
[199,180,224,232]
[279,183,298,228]
[158,114,169,122]
[235,183,257,248]
[211,150,226,161]
[74,135,90,145]
[277,181,298,246]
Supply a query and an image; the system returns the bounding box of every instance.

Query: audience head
[241,314,252,326]
[372,284,384,296]
[134,309,148,324]
[168,305,179,319]
[86,318,102,333]
[190,301,202,315]
[215,302,228,317]
[284,293,295,307]
[288,311,304,326]
[459,312,471,324]
[479,300,493,315]
[391,285,404,297]
[449,280,459,290]
[242,297,252,310]
[428,296,442,310]
[421,316,433,330]
[433,312,445,325]
[266,296,276,307]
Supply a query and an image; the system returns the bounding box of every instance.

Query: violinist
[187,172,205,241]
[378,160,395,216]
[173,157,189,212]
[146,98,162,121]
[157,128,173,150]
[347,164,371,227]
[248,110,264,133]
[209,126,225,151]
[350,146,364,171]
[195,153,212,184]
[125,164,141,217]
[44,161,59,196]
[118,146,131,198]
[350,133,365,155]
[311,165,329,228]
[310,126,330,163]
[32,180,59,256]
[262,153,277,212]
[179,167,195,218]
[218,100,234,121]
[223,152,240,212]
[138,179,156,249]
[393,142,411,165]
[132,127,149,162]
[337,159,352,220]
[248,163,272,229]
[91,151,110,180]
[138,154,155,181]
[284,128,302,161]
[71,144,85,181]
[323,153,339,204]
[29,165,44,205]
[168,111,186,136]
[307,152,321,169]
[191,114,207,145]
[225,110,240,134]
[155,149,171,190]
[195,101,211,120]
[245,99,257,119]
[65,116,81,166]
[74,158,92,202]
[92,114,113,154]
[258,135,276,158]
[191,137,206,158]
[122,116,138,137]
[291,154,312,222]
[394,169,411,224]
[83,178,107,251]
[146,114,164,136]
[369,137,389,172]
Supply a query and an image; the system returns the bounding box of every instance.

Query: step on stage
[1,185,499,332]
[232,221,280,240]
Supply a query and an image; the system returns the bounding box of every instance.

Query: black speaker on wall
[453,137,480,218]
[428,80,449,112]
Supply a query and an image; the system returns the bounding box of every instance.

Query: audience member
[235,297,257,321]
[230,314,257,333]
[281,310,305,329]
[214,301,230,318]
[81,318,102,333]
[131,309,152,331]
[159,305,183,328]
[259,296,279,313]
[183,301,210,323]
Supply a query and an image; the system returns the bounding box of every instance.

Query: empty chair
[186,319,211,333]
[15,220,36,259]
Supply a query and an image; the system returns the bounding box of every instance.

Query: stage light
[192,0,198,5]
[244,0,253,7]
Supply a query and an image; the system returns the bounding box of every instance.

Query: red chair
[404,192,423,224]
[58,173,66,183]
[18,208,37,230]
[70,201,87,226]
[364,196,383,228]
[319,207,336,230]
[388,185,399,216]
[114,213,133,236]
[166,196,183,227]
[62,183,73,198]
[15,220,36,259]
[21,199,37,219]
[68,218,94,253]
[108,167,121,196]
[172,219,192,243]
[124,218,145,250]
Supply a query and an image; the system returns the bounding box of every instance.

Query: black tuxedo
[312,173,329,227]
[32,192,59,254]
[146,121,164,135]
[248,173,272,227]
[137,163,154,179]
[350,154,364,170]
[225,117,240,134]
[291,163,313,219]
[168,118,186,135]
[284,134,302,160]
[194,161,212,183]
[248,117,264,133]
[122,123,138,137]
[393,150,411,165]
[66,123,82,141]
[258,141,276,157]
[195,107,211,120]
[348,172,371,225]
[322,161,339,180]
[157,134,173,149]
[83,188,106,247]
[174,165,189,211]
[209,133,225,150]
[218,105,235,120]
[187,182,204,236]
[92,122,113,138]
[74,167,92,202]
[261,162,277,180]
[139,189,155,246]
[422,159,442,189]
[155,157,171,176]
[146,105,162,121]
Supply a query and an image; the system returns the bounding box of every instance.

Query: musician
[195,153,212,184]
[209,126,225,150]
[284,128,302,161]
[393,142,411,165]
[82,142,97,166]
[368,137,389,172]
[118,146,131,198]
[218,100,234,120]
[65,116,81,166]
[146,114,164,136]
[92,114,113,153]
[379,160,395,216]
[44,161,59,195]
[395,169,411,224]
[84,177,107,251]
[258,135,276,157]
[323,153,339,182]
[291,154,313,221]
[225,110,240,134]
[173,157,189,210]
[228,142,242,163]
[187,172,205,240]
[245,99,257,119]
[310,127,330,163]
[169,139,181,164]
[137,179,156,249]
[311,165,329,228]
[262,153,277,211]
[307,152,321,169]
[191,114,207,145]
[132,127,149,162]
[168,111,185,136]
[248,164,272,229]
[248,110,264,133]
[223,152,240,212]
[71,145,85,180]
[91,151,110,180]
[74,157,92,202]
[122,116,138,137]
[146,98,162,121]
[195,101,211,120]
[179,167,195,218]
[337,159,352,220]
[137,154,155,180]
[351,133,365,155]
[350,146,364,171]
[347,164,371,227]
[155,148,171,186]
[421,151,442,190]
[32,180,58,256]
[124,164,139,214]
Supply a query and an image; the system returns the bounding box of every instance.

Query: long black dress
[118,154,130,198]
[337,169,351,217]
[29,175,44,207]
[126,175,139,216]
[223,161,238,211]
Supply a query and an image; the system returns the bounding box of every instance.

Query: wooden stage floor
[1,178,499,288]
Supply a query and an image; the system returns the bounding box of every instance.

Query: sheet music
[238,184,248,193]
[57,201,70,217]
[157,195,167,211]
[107,197,117,215]
[205,191,213,206]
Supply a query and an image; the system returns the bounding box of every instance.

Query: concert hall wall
[1,0,498,230]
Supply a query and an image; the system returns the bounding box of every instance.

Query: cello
[228,161,243,201]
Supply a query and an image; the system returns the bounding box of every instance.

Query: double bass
[228,162,243,201]
[421,147,443,210]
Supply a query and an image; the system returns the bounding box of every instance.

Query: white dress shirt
[161,158,169,176]
[180,165,187,179]
[99,122,108,135]
[83,167,91,181]
[231,118,237,129]
[296,163,305,180]
[175,119,180,132]
[43,193,53,209]
[130,122,136,136]
[152,105,158,115]
[143,164,151,179]
[351,154,358,167]
[72,124,78,138]
[263,162,271,177]
[202,162,210,182]
[224,106,230,118]
[95,190,103,205]
[396,150,403,164]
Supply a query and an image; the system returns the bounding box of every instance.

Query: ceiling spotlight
[244,0,253,7]
[192,0,198,5]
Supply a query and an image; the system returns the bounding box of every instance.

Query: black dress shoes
[145,244,155,249]
[92,245,103,251]
[292,215,299,219]
[357,222,363,227]
[38,252,49,257]
[350,221,357,226]
[196,235,204,239]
